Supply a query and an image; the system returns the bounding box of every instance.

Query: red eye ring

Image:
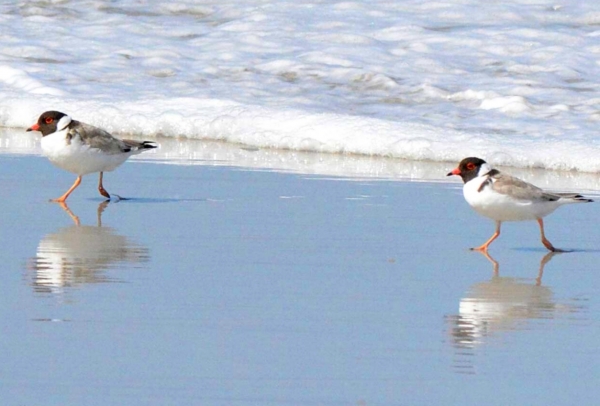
[45,117,53,124]
[466,162,475,170]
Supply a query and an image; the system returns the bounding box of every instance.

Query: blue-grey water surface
[1,154,599,405]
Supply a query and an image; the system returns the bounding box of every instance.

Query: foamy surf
[2,1,600,172]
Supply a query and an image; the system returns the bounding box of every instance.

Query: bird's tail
[139,141,158,149]
[556,193,593,203]
[122,140,159,151]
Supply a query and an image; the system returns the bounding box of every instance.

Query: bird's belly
[41,134,129,175]
[42,136,129,175]
[464,187,557,222]
[471,198,538,221]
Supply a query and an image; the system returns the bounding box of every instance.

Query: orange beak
[26,123,39,132]
[447,168,461,176]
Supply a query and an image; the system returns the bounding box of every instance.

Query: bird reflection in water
[28,202,150,295]
[447,251,585,374]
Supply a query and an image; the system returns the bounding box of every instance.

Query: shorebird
[447,157,592,252]
[27,110,158,202]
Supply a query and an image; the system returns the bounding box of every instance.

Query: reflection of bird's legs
[478,248,559,285]
[97,201,110,227]
[537,218,565,252]
[57,202,80,226]
[471,221,501,252]
[51,176,82,203]
[536,251,559,286]
[477,250,499,276]
[98,172,111,199]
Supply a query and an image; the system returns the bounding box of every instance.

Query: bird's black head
[26,111,69,136]
[447,157,488,184]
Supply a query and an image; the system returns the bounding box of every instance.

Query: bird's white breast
[463,176,559,221]
[41,129,130,175]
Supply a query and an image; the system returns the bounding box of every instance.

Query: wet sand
[1,139,600,405]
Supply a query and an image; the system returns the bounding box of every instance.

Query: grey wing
[489,173,559,202]
[69,121,130,154]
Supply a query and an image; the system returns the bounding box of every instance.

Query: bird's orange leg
[537,218,564,252]
[50,176,82,203]
[98,172,110,199]
[471,221,501,252]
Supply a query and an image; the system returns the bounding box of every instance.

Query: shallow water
[4,127,600,193]
[1,152,599,405]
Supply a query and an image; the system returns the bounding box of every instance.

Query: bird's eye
[466,162,475,170]
[45,117,54,124]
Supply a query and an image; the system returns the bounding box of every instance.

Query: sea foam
[2,1,600,173]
